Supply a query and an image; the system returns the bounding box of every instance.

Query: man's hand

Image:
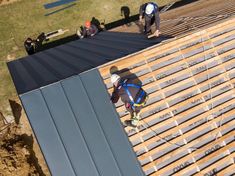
[154,30,161,37]
[155,30,161,36]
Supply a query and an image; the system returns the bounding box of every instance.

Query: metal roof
[20,69,145,176]
[7,30,165,176]
[7,31,162,95]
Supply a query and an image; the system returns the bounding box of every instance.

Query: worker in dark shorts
[139,2,160,37]
[110,74,148,127]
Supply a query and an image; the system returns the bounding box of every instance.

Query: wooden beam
[99,18,235,77]
[123,75,234,134]
[98,16,235,176]
[193,152,235,176]
[105,41,235,94]
[119,58,234,125]
[215,164,235,176]
[175,136,235,175]
[142,120,235,173]
[133,98,235,152]
[152,138,234,176]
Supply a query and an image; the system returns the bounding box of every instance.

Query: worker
[77,21,98,39]
[139,2,160,37]
[110,74,148,127]
[24,38,36,55]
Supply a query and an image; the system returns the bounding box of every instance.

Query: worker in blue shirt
[110,74,148,127]
[139,2,160,37]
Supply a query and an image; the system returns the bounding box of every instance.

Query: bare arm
[139,3,146,20]
[154,10,160,30]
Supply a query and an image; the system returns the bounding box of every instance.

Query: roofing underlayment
[7,0,235,175]
[112,0,235,37]
[99,17,235,175]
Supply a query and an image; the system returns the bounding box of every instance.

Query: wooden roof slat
[125,80,231,141]
[214,163,235,176]
[151,138,234,176]
[99,18,235,77]
[133,98,235,152]
[193,152,235,176]
[119,57,235,123]
[106,40,235,93]
[123,76,234,134]
[150,130,234,175]
[103,27,235,87]
[174,137,235,175]
[139,109,235,162]
[116,65,234,112]
[99,16,235,176]
[142,120,235,172]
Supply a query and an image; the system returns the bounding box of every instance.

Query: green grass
[0,0,175,114]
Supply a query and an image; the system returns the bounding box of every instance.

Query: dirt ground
[0,100,50,176]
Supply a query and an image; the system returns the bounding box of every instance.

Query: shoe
[133,112,141,120]
[124,120,137,128]
[131,118,139,127]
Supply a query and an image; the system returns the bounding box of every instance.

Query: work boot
[131,117,139,127]
[124,120,137,128]
[130,112,141,127]
[133,112,141,120]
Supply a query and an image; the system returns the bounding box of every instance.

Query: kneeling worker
[77,21,98,39]
[139,2,160,37]
[110,74,148,127]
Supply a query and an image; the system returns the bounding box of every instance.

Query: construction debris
[45,29,69,40]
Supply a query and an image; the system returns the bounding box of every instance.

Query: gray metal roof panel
[20,69,144,176]
[8,31,160,95]
[40,83,100,176]
[80,69,145,176]
[61,75,122,176]
[20,90,77,176]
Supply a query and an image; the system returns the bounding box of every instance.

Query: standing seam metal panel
[20,90,76,176]
[61,75,122,176]
[80,69,145,176]
[40,83,100,176]
[7,32,159,95]
[19,69,145,176]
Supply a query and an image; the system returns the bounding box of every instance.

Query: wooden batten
[99,17,235,176]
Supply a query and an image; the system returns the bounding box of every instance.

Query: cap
[145,3,154,15]
[111,74,120,84]
[85,21,91,28]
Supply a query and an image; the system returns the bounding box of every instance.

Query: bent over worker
[77,21,98,39]
[24,38,36,55]
[139,2,160,37]
[110,74,148,127]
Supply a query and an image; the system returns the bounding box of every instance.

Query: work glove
[154,30,161,37]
